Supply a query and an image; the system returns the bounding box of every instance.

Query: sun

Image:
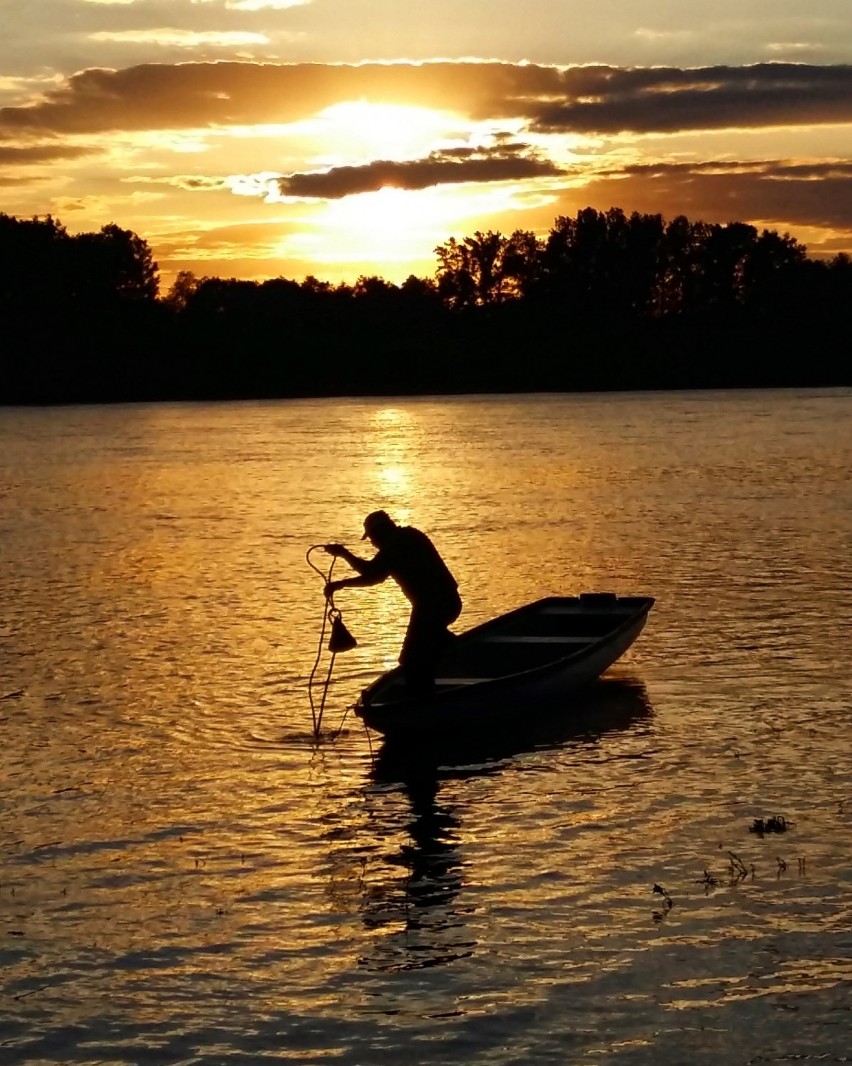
[309,101,458,164]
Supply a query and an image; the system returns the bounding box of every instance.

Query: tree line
[1,207,849,404]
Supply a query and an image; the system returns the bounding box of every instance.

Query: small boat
[355,592,654,739]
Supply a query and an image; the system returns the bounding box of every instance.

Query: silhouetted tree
[435,230,531,309]
[2,206,850,404]
[164,269,201,310]
[70,223,159,302]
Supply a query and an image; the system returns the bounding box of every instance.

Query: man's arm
[324,544,390,595]
[324,544,373,576]
[328,572,382,594]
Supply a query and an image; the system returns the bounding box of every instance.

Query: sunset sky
[2,1,851,291]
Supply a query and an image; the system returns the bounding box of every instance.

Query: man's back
[373,526,458,607]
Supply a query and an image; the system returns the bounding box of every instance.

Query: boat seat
[434,677,493,686]
[482,635,594,644]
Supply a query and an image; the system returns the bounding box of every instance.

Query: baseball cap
[362,510,393,539]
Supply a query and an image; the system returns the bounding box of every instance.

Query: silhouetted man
[325,511,461,694]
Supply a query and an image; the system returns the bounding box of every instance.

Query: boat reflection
[372,676,653,779]
[327,679,652,973]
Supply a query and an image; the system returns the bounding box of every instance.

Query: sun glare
[279,179,556,283]
[372,407,412,427]
[317,186,442,268]
[379,466,408,490]
[308,101,458,164]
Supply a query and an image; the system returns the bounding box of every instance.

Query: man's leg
[400,610,447,695]
[399,594,462,695]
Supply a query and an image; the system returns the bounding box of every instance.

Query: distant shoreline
[4,378,851,410]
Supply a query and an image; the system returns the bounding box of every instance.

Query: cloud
[634,28,695,44]
[89,30,271,47]
[158,218,304,251]
[223,0,310,8]
[766,42,827,57]
[275,145,564,199]
[0,62,485,136]
[188,0,309,7]
[528,63,852,134]
[2,58,850,267]
[79,0,308,7]
[580,159,852,230]
[0,144,94,164]
[0,175,50,188]
[127,173,234,191]
[3,61,851,141]
[152,217,312,278]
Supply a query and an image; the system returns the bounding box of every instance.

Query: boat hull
[355,593,653,739]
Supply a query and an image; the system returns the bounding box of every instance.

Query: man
[325,511,461,694]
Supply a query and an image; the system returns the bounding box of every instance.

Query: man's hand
[325,579,344,599]
[324,543,345,557]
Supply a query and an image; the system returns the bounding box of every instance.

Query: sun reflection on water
[364,406,419,512]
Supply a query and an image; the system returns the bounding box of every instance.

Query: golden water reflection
[365,406,419,513]
[2,391,852,1064]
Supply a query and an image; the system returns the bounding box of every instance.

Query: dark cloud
[0,176,46,188]
[2,60,851,139]
[579,160,852,230]
[276,145,563,198]
[0,62,495,136]
[0,144,93,164]
[529,62,852,134]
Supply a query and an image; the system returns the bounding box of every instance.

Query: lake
[1,389,851,1065]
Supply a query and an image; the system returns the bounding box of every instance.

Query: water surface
[1,389,851,1064]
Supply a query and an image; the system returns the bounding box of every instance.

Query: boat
[354,592,654,739]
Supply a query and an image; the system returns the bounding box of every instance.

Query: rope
[305,544,377,750]
[307,545,356,737]
[306,544,337,738]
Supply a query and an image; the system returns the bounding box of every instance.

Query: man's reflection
[355,758,476,972]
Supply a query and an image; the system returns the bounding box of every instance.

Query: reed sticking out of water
[727,851,753,882]
[652,882,673,922]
